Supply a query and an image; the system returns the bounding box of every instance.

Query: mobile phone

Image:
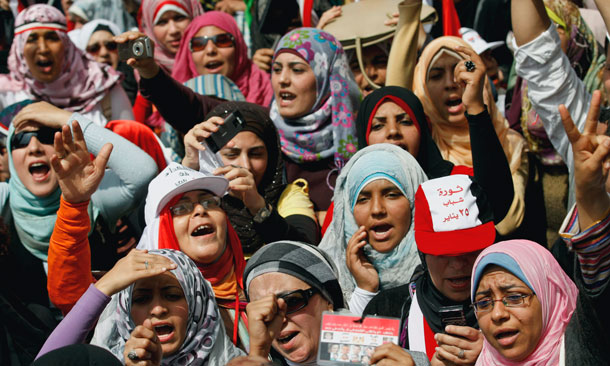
[439,305,467,330]
[205,110,245,153]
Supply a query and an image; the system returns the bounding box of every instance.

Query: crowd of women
[0,0,609,365]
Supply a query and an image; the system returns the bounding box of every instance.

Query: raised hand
[94,249,177,297]
[182,116,226,170]
[560,90,610,228]
[12,101,72,131]
[49,121,113,204]
[214,165,266,215]
[432,325,483,365]
[114,31,160,79]
[346,226,379,293]
[453,46,487,116]
[246,295,287,359]
[252,48,274,72]
[370,343,415,366]
[124,319,163,366]
[317,6,342,29]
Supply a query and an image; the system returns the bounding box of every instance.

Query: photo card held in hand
[317,311,400,365]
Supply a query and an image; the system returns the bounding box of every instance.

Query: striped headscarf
[244,240,344,309]
[103,249,244,365]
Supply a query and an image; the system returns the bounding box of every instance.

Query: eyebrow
[475,284,527,297]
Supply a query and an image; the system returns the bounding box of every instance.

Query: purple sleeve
[36,284,111,359]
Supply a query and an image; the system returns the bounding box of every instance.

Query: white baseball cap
[145,162,229,223]
[459,27,504,55]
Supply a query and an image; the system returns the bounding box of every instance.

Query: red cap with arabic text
[414,175,495,256]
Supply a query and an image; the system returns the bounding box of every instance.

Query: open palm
[50,121,113,204]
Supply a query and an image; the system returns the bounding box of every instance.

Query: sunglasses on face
[169,196,221,216]
[11,127,59,150]
[278,287,320,314]
[189,33,235,52]
[86,40,118,54]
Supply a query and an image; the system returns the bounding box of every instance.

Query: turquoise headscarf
[7,118,100,261]
[319,144,428,302]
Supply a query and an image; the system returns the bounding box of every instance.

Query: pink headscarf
[0,5,121,113]
[471,240,579,366]
[171,11,274,107]
[140,0,204,73]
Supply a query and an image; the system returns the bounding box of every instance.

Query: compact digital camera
[118,36,154,61]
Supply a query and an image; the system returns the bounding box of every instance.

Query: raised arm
[46,121,112,314]
[115,31,223,134]
[385,0,422,89]
[594,0,610,32]
[511,0,551,46]
[559,90,610,295]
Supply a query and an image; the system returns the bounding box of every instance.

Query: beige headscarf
[413,36,525,174]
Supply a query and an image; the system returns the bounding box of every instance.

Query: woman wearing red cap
[363,174,496,365]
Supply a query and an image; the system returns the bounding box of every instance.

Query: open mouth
[446,276,470,289]
[494,330,519,346]
[369,223,393,242]
[29,162,50,181]
[191,224,214,237]
[205,60,223,71]
[445,97,463,114]
[35,59,53,73]
[280,92,296,101]
[154,324,175,343]
[277,331,298,345]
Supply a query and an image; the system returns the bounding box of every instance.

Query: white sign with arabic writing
[421,175,481,232]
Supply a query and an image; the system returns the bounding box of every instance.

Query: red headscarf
[171,11,274,106]
[105,120,167,171]
[157,194,246,298]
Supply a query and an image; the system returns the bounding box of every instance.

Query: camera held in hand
[118,36,154,61]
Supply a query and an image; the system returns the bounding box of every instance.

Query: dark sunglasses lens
[105,40,118,51]
[283,293,307,313]
[190,37,207,52]
[215,34,233,47]
[11,131,34,150]
[86,43,101,54]
[11,128,57,150]
[36,128,57,145]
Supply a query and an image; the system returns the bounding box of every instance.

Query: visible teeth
[31,163,45,168]
[280,93,293,99]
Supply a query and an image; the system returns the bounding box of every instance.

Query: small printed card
[317,311,401,365]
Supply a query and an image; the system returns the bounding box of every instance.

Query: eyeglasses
[189,33,235,52]
[85,40,118,54]
[169,196,221,216]
[11,127,59,150]
[472,293,535,314]
[278,287,320,314]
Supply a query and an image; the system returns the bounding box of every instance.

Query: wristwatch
[253,203,272,223]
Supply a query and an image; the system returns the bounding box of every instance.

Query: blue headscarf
[6,115,100,261]
[319,144,428,301]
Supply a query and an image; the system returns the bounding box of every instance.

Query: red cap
[414,175,495,256]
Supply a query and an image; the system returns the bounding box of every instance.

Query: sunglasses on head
[278,287,320,314]
[86,40,118,54]
[11,127,59,150]
[189,33,235,52]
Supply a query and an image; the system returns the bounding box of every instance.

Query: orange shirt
[47,197,94,315]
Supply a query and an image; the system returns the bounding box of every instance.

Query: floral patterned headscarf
[269,28,361,165]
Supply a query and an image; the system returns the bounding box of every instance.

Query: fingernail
[604,139,610,147]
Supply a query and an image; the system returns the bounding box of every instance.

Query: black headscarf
[414,271,478,334]
[206,102,286,255]
[355,86,452,179]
